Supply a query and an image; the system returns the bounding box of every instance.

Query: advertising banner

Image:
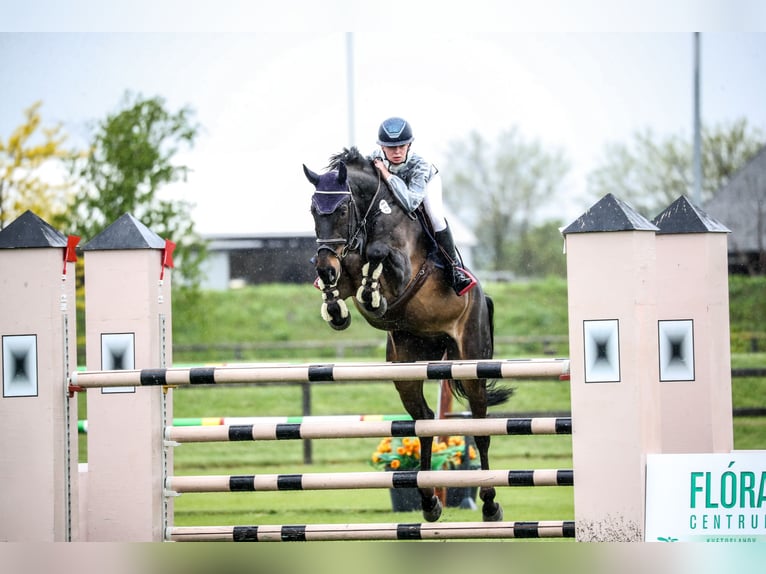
[646,452,766,543]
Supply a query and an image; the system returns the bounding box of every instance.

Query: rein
[342,170,383,258]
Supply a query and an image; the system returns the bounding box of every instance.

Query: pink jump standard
[0,211,79,541]
[652,196,733,454]
[79,214,174,542]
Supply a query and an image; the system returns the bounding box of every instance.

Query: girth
[384,258,435,315]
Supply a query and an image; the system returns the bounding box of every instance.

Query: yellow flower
[369,435,476,471]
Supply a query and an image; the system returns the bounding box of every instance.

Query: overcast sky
[2,6,765,235]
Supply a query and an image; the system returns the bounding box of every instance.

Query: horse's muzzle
[314,245,344,287]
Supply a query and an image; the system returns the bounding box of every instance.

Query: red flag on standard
[161,239,176,280]
[63,235,80,274]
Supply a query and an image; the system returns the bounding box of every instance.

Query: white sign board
[646,452,766,543]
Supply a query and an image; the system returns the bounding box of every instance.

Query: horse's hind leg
[475,434,503,521]
[463,379,504,521]
[393,379,442,522]
[388,331,444,522]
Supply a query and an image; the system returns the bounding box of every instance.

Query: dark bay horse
[303,147,512,522]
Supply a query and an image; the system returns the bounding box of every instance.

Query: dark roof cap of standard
[0,210,67,248]
[561,193,658,235]
[82,213,165,251]
[652,195,730,234]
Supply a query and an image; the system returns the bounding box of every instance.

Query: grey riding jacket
[370,149,439,213]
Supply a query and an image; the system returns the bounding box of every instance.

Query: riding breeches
[423,173,447,232]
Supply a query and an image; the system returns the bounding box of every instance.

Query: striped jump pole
[80,413,414,434]
[167,520,577,542]
[166,417,573,443]
[69,358,571,389]
[165,469,574,493]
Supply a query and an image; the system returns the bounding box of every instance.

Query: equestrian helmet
[377,117,414,146]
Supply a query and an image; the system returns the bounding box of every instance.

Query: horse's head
[303,161,354,287]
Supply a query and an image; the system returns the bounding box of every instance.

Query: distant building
[199,207,477,290]
[704,145,766,275]
[200,233,316,290]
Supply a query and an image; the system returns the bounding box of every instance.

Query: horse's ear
[337,162,347,185]
[303,164,320,186]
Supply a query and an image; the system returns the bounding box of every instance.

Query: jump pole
[0,211,79,541]
[165,416,572,442]
[79,213,173,542]
[70,358,570,387]
[168,520,576,542]
[165,468,574,493]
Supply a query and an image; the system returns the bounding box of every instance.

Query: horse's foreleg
[393,380,442,522]
[317,278,351,330]
[355,262,387,317]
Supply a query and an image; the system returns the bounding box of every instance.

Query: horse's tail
[485,380,514,406]
[450,293,514,406]
[486,294,495,357]
[448,379,514,407]
[484,293,513,405]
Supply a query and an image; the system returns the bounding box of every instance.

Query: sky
[2,6,766,236]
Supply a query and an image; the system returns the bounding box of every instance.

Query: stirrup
[452,266,477,296]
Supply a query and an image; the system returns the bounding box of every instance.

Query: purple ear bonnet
[311,170,351,215]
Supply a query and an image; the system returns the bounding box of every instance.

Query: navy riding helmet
[377,117,414,146]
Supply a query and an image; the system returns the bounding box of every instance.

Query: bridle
[314,170,383,261]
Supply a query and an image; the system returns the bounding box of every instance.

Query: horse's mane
[326,147,372,173]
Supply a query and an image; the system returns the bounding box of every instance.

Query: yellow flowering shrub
[370,435,477,471]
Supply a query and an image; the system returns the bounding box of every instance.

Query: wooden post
[81,213,173,542]
[562,194,662,542]
[0,211,79,541]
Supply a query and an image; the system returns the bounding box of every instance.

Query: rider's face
[381,144,409,165]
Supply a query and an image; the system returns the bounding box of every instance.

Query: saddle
[413,206,443,265]
[413,206,463,270]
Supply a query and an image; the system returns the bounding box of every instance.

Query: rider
[371,117,477,296]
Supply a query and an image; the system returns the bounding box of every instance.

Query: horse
[302,147,512,522]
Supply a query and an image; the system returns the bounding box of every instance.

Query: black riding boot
[434,226,477,296]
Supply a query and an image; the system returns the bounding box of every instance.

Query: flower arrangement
[370,435,477,471]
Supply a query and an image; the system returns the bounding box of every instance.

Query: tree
[587,118,765,216]
[65,92,207,287]
[442,128,570,274]
[0,101,81,229]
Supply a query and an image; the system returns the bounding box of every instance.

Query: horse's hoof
[422,496,442,522]
[482,502,504,522]
[328,315,351,331]
[366,297,387,318]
